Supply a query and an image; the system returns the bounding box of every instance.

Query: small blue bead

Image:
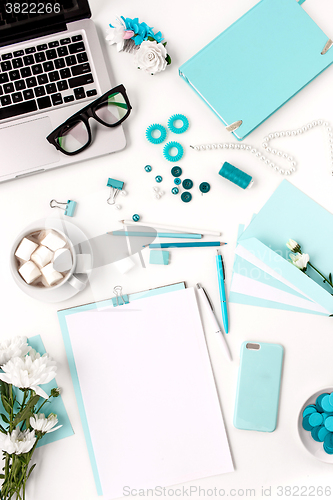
[145,165,152,172]
[132,214,140,222]
[174,178,181,185]
[172,187,179,195]
[155,175,163,183]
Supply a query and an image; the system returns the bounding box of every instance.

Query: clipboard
[179,0,333,140]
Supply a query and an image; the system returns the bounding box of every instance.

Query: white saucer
[11,218,93,303]
[298,387,333,463]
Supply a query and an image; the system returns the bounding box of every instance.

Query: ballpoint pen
[216,250,229,334]
[196,283,231,361]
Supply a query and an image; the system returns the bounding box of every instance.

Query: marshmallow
[19,261,41,284]
[41,263,64,286]
[41,231,66,252]
[15,238,38,261]
[31,245,53,268]
[53,248,73,272]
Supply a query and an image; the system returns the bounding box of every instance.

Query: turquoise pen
[216,250,229,334]
[109,231,202,239]
[146,242,226,249]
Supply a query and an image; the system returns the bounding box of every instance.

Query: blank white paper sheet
[64,287,234,498]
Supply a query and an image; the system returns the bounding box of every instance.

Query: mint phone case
[234,341,284,432]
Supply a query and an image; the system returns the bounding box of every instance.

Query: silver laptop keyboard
[0,34,97,121]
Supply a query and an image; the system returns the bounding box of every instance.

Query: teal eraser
[149,250,170,265]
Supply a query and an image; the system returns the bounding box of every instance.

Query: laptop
[0,0,126,183]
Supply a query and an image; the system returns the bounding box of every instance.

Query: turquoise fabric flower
[120,16,162,45]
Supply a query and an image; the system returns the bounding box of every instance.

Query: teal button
[324,433,333,451]
[309,412,324,427]
[325,416,333,431]
[174,178,181,185]
[182,179,193,190]
[171,166,182,177]
[329,393,333,407]
[321,395,333,413]
[318,426,330,442]
[302,415,313,431]
[323,444,333,455]
[199,182,210,193]
[302,405,317,418]
[316,393,329,412]
[181,192,192,203]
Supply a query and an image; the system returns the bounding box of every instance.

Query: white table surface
[2,0,333,499]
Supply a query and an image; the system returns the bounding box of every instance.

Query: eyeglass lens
[57,120,89,153]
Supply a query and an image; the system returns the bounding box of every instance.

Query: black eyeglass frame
[46,84,132,156]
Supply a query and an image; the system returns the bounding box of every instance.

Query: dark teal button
[174,178,181,185]
[318,426,330,442]
[182,179,193,190]
[323,444,333,455]
[181,192,192,203]
[309,412,324,427]
[311,426,322,442]
[171,166,182,177]
[302,405,317,418]
[199,182,210,193]
[171,187,179,195]
[302,415,313,431]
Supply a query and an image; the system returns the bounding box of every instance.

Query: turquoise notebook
[179,0,333,140]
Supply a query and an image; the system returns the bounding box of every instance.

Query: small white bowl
[298,387,333,463]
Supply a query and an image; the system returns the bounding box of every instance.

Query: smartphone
[234,341,284,432]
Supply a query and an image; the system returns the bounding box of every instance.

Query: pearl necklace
[190,120,333,176]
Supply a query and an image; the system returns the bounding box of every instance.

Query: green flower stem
[308,262,333,289]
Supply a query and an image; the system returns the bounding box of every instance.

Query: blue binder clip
[107,178,125,205]
[111,285,129,307]
[50,199,77,217]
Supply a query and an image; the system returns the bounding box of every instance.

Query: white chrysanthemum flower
[286,239,301,253]
[0,350,57,399]
[290,252,310,271]
[134,40,167,74]
[0,428,36,455]
[106,17,128,52]
[0,336,30,366]
[30,413,62,434]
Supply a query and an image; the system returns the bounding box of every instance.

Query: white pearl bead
[121,190,127,196]
[260,156,265,161]
[218,144,223,148]
[291,161,296,167]
[264,159,270,165]
[274,132,280,138]
[200,145,205,150]
[285,170,291,175]
[307,124,312,129]
[269,134,274,139]
[194,146,200,150]
[223,144,228,149]
[312,121,317,127]
[246,145,252,150]
[114,204,121,210]
[229,144,234,149]
[159,190,165,196]
[280,132,285,137]
[263,136,269,142]
[155,194,161,199]
[266,147,272,152]
[255,152,261,157]
[290,167,296,172]
[286,131,291,136]
[328,133,332,138]
[329,139,333,144]
[262,143,268,148]
[287,156,293,161]
[234,144,240,149]
[292,131,297,136]
[324,122,329,127]
[283,153,288,158]
[327,127,332,132]
[272,149,277,155]
[240,145,245,149]
[274,166,279,171]
[153,186,160,192]
[279,169,285,174]
[318,120,323,125]
[270,163,275,168]
[297,129,302,135]
[251,148,257,154]
[277,151,282,156]
[213,144,217,149]
[302,127,307,132]
[206,145,211,149]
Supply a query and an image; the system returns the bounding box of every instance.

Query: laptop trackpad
[0,116,60,177]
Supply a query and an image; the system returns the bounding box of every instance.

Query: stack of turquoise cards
[179,0,333,140]
[229,180,333,316]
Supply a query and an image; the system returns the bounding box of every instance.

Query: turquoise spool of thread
[219,162,253,189]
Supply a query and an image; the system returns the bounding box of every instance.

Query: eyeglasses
[46,85,132,155]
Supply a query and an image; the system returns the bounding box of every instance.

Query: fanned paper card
[58,285,234,498]
[0,335,74,447]
[179,0,333,139]
[229,180,333,315]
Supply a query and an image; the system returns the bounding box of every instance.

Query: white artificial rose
[290,252,309,271]
[286,239,301,253]
[134,40,167,74]
[0,350,57,399]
